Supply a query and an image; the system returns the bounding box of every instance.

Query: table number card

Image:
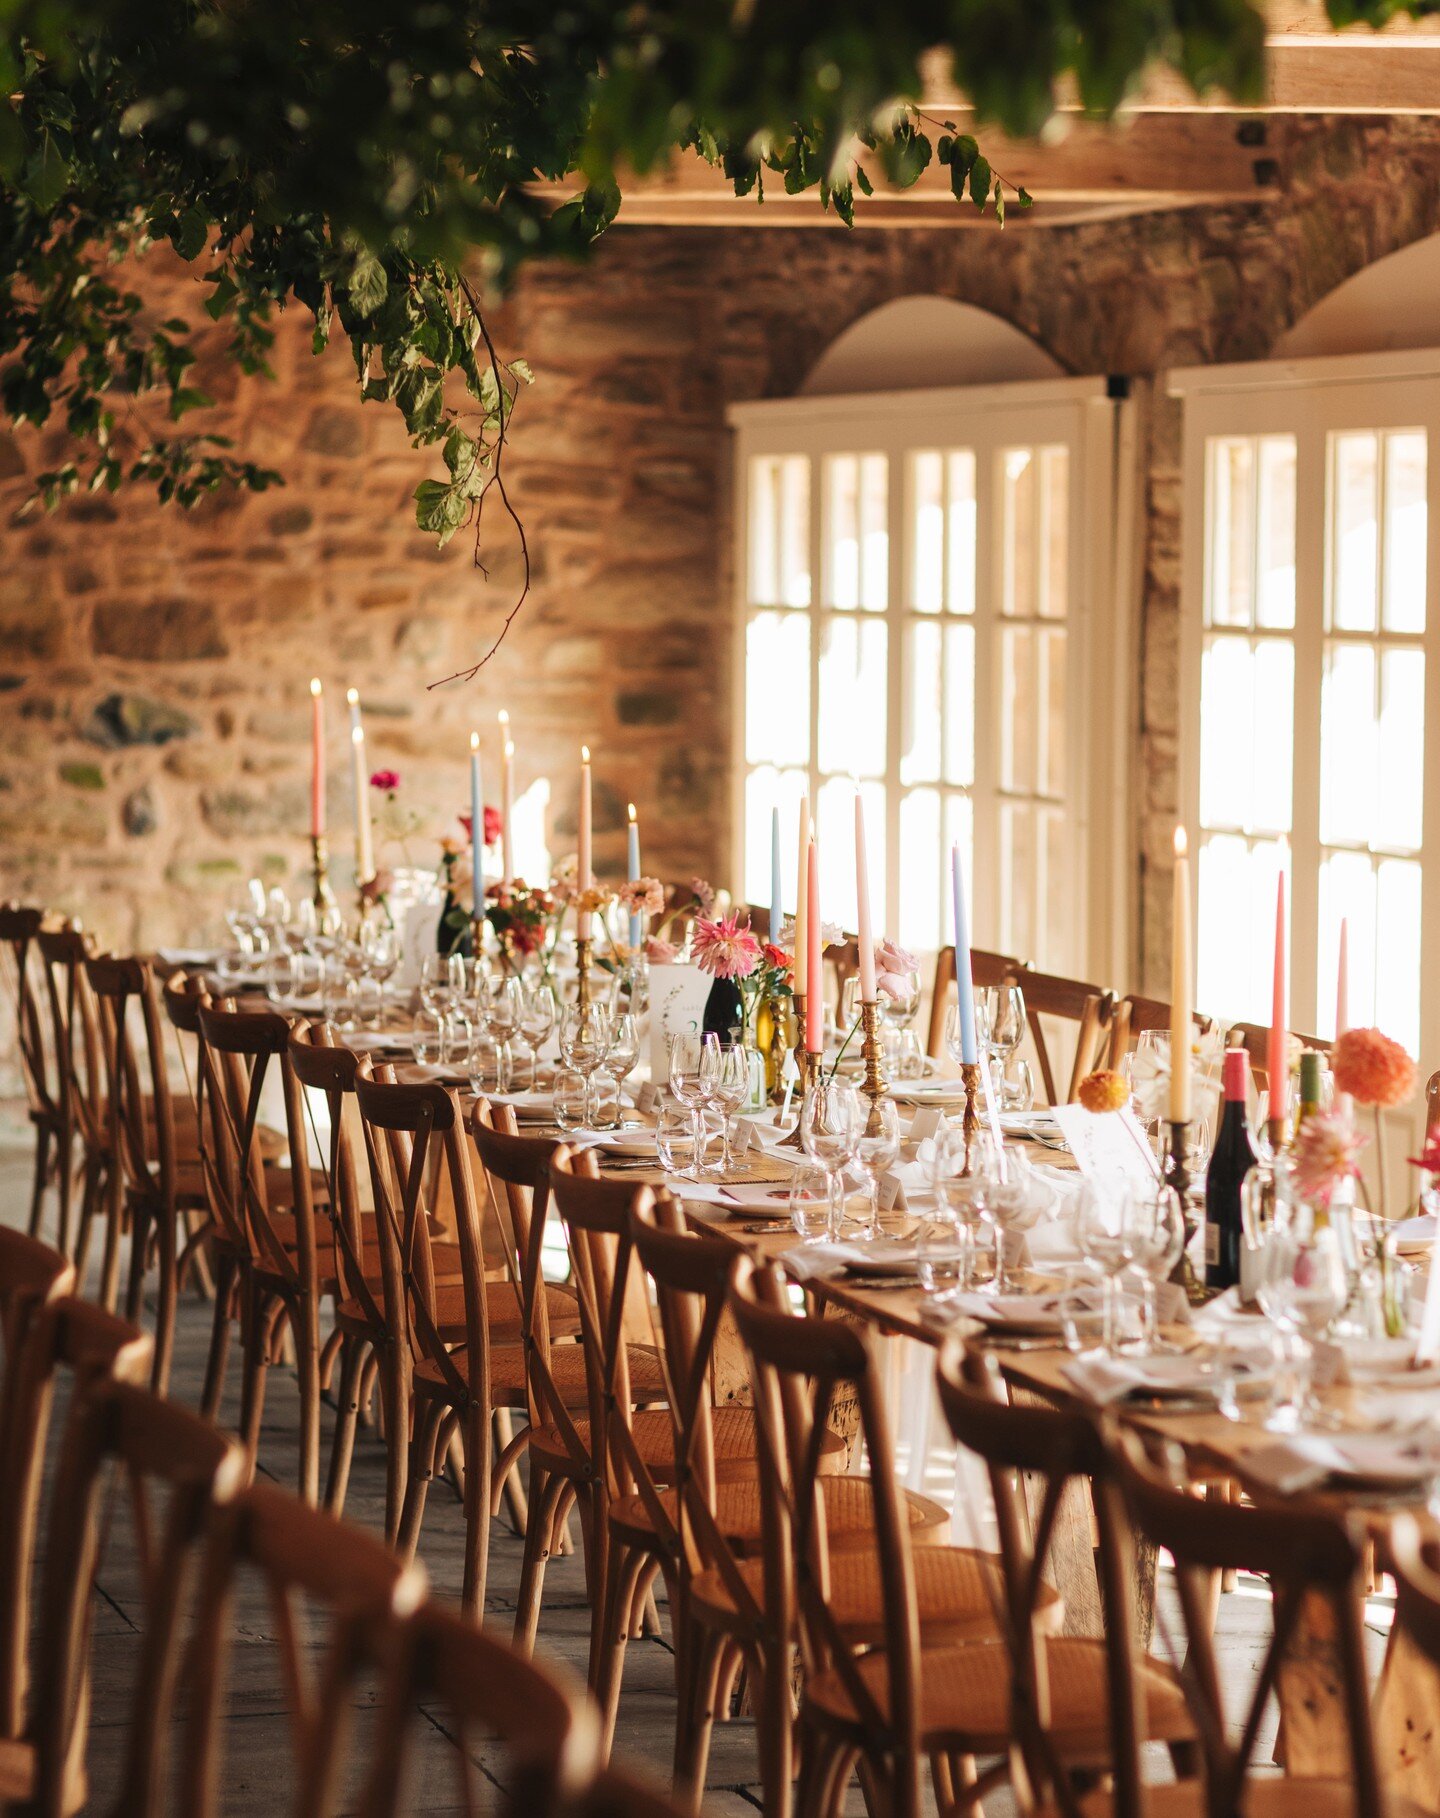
[399,899,442,988]
[646,963,713,1082]
[1050,1104,1160,1193]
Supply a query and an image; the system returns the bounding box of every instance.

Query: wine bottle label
[1204,1219,1220,1266]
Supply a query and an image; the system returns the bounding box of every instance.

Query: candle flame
[498,709,509,730]
[345,687,359,707]
[309,677,322,697]
[470,731,480,753]
[504,740,515,759]
[581,745,590,763]
[627,802,636,823]
[1174,825,1188,859]
[351,725,364,747]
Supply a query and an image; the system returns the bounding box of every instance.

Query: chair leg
[26,1124,51,1238]
[755,1652,796,1818]
[54,1121,75,1258]
[380,1348,409,1551]
[512,1466,567,1654]
[239,1287,278,1478]
[397,1400,446,1565]
[124,1196,148,1325]
[295,1301,323,1508]
[492,1408,529,1534]
[673,1625,727,1816]
[98,1160,125,1313]
[152,1204,178,1397]
[460,1400,493,1617]
[324,1337,364,1518]
[201,1253,236,1423]
[71,1151,100,1287]
[595,1542,650,1758]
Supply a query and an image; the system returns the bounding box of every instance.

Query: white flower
[776,915,845,952]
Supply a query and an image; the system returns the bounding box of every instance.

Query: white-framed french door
[728,376,1136,984]
[1174,348,1440,1117]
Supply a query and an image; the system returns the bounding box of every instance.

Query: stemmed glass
[484,975,525,1092]
[919,1124,973,1295]
[711,1042,752,1171]
[1123,1182,1187,1352]
[799,1078,862,1239]
[359,921,400,1020]
[1255,1201,1349,1431]
[854,1097,901,1239]
[599,1013,641,1124]
[668,1031,715,1174]
[560,1001,613,1126]
[880,968,925,1080]
[1076,1181,1138,1350]
[981,1139,1042,1293]
[976,985,1028,1100]
[516,983,558,1091]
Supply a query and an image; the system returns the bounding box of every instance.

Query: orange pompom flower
[1078,1069,1129,1114]
[1331,1027,1416,1109]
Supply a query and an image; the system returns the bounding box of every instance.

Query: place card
[878,1170,907,1213]
[1050,1103,1160,1194]
[905,1107,943,1149]
[635,1080,660,1117]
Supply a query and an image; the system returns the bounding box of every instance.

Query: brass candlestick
[470,914,486,965]
[1164,1117,1207,1301]
[859,999,888,1135]
[575,935,593,1010]
[779,1037,821,1150]
[310,834,337,916]
[959,1060,982,1173]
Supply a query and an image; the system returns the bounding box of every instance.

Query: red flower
[762,942,791,973]
[1409,1132,1440,1175]
[458,805,503,848]
[369,769,400,792]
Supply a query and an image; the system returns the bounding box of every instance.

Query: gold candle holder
[575,934,593,1010]
[960,1060,982,1173]
[779,1011,821,1151]
[310,834,337,915]
[470,914,486,964]
[1164,1117,1209,1302]
[859,999,888,1135]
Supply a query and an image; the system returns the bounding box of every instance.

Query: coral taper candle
[627,802,641,948]
[1170,826,1191,1122]
[578,746,592,887]
[1269,853,1288,1124]
[499,712,514,884]
[470,732,484,910]
[804,835,822,1053]
[309,678,325,840]
[351,726,374,884]
[854,791,877,1000]
[793,793,810,973]
[950,841,977,1065]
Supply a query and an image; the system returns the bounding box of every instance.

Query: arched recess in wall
[800,294,1065,395]
[1271,231,1440,359]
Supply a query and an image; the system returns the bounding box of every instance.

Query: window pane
[1041,806,1070,973]
[1320,642,1377,849]
[1039,446,1069,621]
[1001,626,1036,795]
[815,776,885,935]
[744,767,810,918]
[1207,437,1256,629]
[912,451,943,614]
[898,789,942,954]
[746,612,810,767]
[1039,626,1067,800]
[1257,437,1297,631]
[944,625,976,788]
[1376,646,1425,852]
[827,455,860,611]
[1383,430,1427,634]
[1332,431,1380,634]
[1197,834,1287,1025]
[999,801,1037,963]
[748,455,810,607]
[1375,857,1422,1058]
[948,451,977,616]
[901,621,942,785]
[1001,448,1037,619]
[1250,640,1295,836]
[1318,849,1376,1035]
[1198,635,1292,837]
[818,616,886,778]
[860,453,888,611]
[945,793,975,948]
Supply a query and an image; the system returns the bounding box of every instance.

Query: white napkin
[779,1240,922,1283]
[1240,1432,1440,1496]
[1394,1213,1436,1249]
[1062,1349,1228,1408]
[939,1290,1076,1333]
[156,946,219,968]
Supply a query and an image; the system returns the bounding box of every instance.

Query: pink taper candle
[805,836,822,1054]
[309,678,324,840]
[854,791,877,1000]
[1269,859,1288,1124]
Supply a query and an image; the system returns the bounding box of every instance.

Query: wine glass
[711,1043,752,1171]
[517,983,558,1091]
[668,1031,715,1172]
[976,985,1028,1074]
[359,921,400,1017]
[1255,1201,1348,1431]
[1122,1182,1187,1352]
[559,1001,613,1126]
[854,1097,901,1239]
[880,968,925,1080]
[981,1140,1043,1294]
[799,1078,862,1240]
[599,1013,641,1123]
[484,974,524,1092]
[1076,1182,1138,1351]
[920,1123,974,1294]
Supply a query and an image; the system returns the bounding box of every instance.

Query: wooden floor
[0,1109,1392,1814]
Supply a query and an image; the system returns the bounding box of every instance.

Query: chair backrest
[181,1481,426,1818]
[727,1255,922,1807]
[934,1344,1137,1814]
[0,1226,74,1383]
[548,1150,653,1493]
[36,924,107,1152]
[824,935,859,1021]
[289,1022,378,1323]
[0,904,56,1124]
[197,999,313,1287]
[1391,1514,1440,1684]
[85,954,177,1215]
[33,1380,245,1816]
[359,1598,598,1818]
[0,1296,151,1750]
[353,1072,490,1404]
[1228,1021,1330,1096]
[1107,994,1215,1068]
[469,1104,563,1431]
[1007,967,1114,1105]
[1110,1423,1382,1818]
[924,945,1026,1060]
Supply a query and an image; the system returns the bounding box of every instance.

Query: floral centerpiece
[690,913,792,1027]
[1127,1023,1228,1127]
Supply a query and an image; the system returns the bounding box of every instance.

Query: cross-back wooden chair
[724,1259,1064,1818]
[1107,995,1216,1069]
[1006,967,1115,1106]
[180,1480,427,1818]
[925,946,1028,1059]
[83,954,200,1394]
[36,924,110,1277]
[825,936,860,1024]
[933,1346,1191,1817]
[465,1112,666,1641]
[196,997,341,1501]
[0,1295,151,1812]
[1228,1021,1331,1101]
[1426,1069,1440,1140]
[360,1596,600,1818]
[0,1226,74,1408]
[28,1379,245,1817]
[0,905,61,1243]
[1109,1423,1390,1818]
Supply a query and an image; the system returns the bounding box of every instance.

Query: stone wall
[2,115,1440,984]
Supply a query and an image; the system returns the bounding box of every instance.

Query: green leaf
[1017,187,1034,209]
[348,249,388,316]
[969,155,992,209]
[27,129,69,210]
[174,206,207,261]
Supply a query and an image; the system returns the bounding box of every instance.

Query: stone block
[83,693,199,749]
[122,785,159,836]
[616,688,681,728]
[201,782,308,838]
[60,761,104,790]
[92,599,229,662]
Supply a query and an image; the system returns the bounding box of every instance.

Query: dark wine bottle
[1205,1046,1255,1293]
[701,975,744,1041]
